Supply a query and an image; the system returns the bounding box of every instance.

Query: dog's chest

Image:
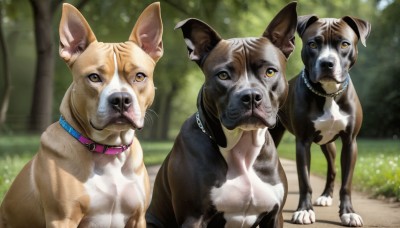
[211,130,284,227]
[313,98,350,145]
[82,153,145,227]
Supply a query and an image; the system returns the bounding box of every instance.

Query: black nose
[240,89,263,108]
[108,92,132,112]
[320,58,335,70]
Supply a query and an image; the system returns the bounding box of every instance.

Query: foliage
[354,0,400,138]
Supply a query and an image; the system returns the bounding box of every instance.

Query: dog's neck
[219,126,267,178]
[197,87,227,147]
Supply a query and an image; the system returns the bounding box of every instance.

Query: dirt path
[147,159,400,227]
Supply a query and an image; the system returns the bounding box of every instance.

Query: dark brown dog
[270,15,370,226]
[146,2,297,227]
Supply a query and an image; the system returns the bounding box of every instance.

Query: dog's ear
[59,3,97,65]
[175,18,222,65]
[297,15,319,37]
[342,16,371,47]
[263,2,297,59]
[129,2,163,62]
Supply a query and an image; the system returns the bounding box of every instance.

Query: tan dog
[0,2,163,227]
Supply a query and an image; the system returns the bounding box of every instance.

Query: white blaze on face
[92,52,141,145]
[316,46,343,93]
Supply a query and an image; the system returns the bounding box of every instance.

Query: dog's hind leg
[314,142,337,206]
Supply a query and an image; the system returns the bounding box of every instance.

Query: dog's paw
[340,213,363,227]
[292,210,316,224]
[314,195,333,206]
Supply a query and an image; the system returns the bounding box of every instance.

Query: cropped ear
[263,2,297,59]
[59,3,97,65]
[129,2,163,62]
[175,18,222,66]
[297,15,319,37]
[342,16,371,47]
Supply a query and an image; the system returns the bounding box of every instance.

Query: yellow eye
[341,41,350,49]
[135,72,147,82]
[265,68,276,77]
[217,71,230,80]
[88,73,102,83]
[309,41,318,49]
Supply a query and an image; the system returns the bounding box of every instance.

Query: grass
[0,134,399,201]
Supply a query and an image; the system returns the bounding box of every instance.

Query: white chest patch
[313,98,350,145]
[83,154,145,227]
[211,127,284,227]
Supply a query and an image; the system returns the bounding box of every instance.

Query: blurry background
[0,0,400,203]
[0,0,398,139]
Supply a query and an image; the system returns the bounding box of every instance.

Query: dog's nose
[108,92,132,112]
[320,58,335,70]
[240,89,263,108]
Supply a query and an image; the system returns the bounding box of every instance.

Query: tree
[28,0,60,132]
[0,1,11,128]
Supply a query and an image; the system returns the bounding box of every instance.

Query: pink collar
[59,116,132,155]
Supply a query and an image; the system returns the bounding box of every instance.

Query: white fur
[313,97,349,145]
[314,195,333,206]
[292,209,316,224]
[341,213,363,227]
[83,153,146,227]
[211,127,284,227]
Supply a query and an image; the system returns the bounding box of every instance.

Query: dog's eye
[265,68,276,78]
[340,41,350,49]
[217,71,230,80]
[88,74,102,83]
[308,41,318,49]
[135,72,147,82]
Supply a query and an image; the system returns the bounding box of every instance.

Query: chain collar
[301,70,349,98]
[196,111,213,140]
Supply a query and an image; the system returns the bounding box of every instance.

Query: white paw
[340,213,363,227]
[314,195,333,206]
[292,209,316,224]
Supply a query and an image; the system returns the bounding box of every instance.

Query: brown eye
[135,72,147,82]
[341,41,350,49]
[217,71,230,80]
[308,41,318,49]
[88,73,102,83]
[265,68,276,78]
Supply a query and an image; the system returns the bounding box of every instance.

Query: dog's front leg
[315,142,337,206]
[339,138,363,227]
[292,138,316,224]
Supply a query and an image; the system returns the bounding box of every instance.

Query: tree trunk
[0,3,11,127]
[28,0,56,132]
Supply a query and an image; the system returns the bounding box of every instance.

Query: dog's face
[176,2,297,131]
[59,3,163,144]
[298,16,370,85]
[201,38,289,130]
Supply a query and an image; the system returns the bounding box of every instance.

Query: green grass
[1,134,399,201]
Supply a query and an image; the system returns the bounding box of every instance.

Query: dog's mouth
[222,109,273,131]
[90,114,143,131]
